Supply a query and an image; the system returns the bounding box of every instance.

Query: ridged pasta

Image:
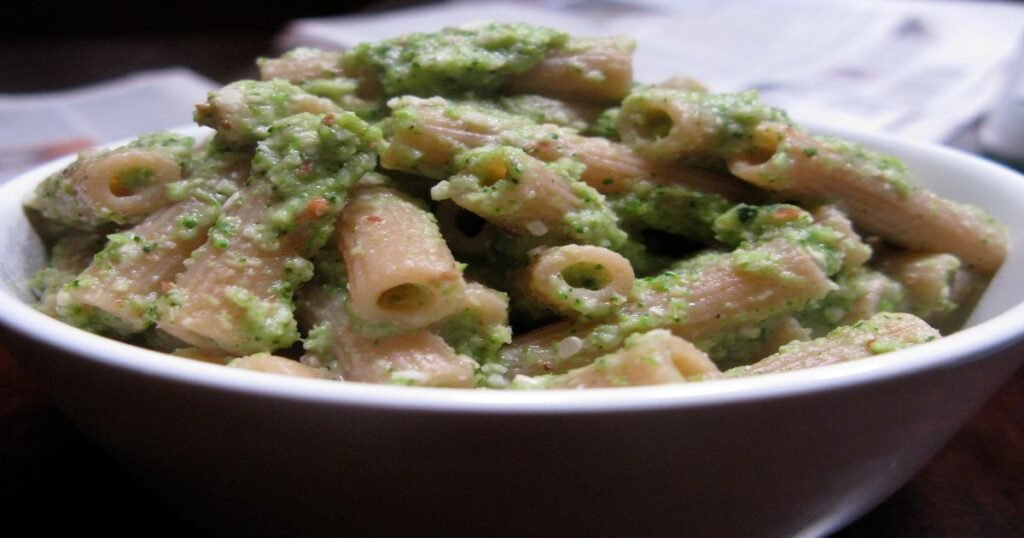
[338,185,467,332]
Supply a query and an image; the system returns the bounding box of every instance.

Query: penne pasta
[28,22,1002,390]
[258,47,345,83]
[725,312,939,377]
[525,245,634,319]
[26,133,195,230]
[617,88,789,160]
[227,352,331,379]
[503,36,635,104]
[382,95,757,199]
[502,236,838,376]
[158,112,379,354]
[299,269,476,387]
[338,185,467,333]
[810,204,872,271]
[516,329,720,389]
[727,123,1007,273]
[55,150,250,335]
[195,80,340,147]
[875,251,962,322]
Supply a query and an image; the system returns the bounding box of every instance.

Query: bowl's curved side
[2,126,1024,537]
[7,324,1021,537]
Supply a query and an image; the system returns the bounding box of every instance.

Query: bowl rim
[3,124,1024,414]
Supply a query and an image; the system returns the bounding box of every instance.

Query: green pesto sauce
[196,80,331,146]
[342,22,568,97]
[585,107,620,140]
[300,78,386,120]
[714,204,845,276]
[436,307,513,364]
[796,269,905,337]
[247,111,380,254]
[609,180,731,243]
[223,285,301,353]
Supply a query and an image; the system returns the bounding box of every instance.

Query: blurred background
[1,0,428,91]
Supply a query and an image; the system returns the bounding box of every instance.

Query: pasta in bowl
[2,22,1024,537]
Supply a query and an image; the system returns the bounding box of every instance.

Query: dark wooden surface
[1,343,1021,536]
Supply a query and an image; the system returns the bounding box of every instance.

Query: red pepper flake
[305,197,330,219]
[297,160,314,176]
[364,215,384,224]
[540,360,553,372]
[322,114,336,126]
[773,206,803,221]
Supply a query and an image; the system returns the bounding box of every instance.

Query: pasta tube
[810,204,872,271]
[342,23,631,103]
[525,245,634,319]
[338,185,467,332]
[617,88,789,160]
[431,282,513,364]
[725,312,940,377]
[875,252,962,322]
[381,96,756,199]
[194,80,340,147]
[55,151,250,335]
[227,353,331,379]
[158,112,380,354]
[26,133,194,230]
[727,123,1007,273]
[503,36,635,103]
[258,47,345,83]
[502,236,838,376]
[299,271,476,388]
[515,329,720,389]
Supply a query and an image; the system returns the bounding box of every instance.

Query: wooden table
[2,342,1021,536]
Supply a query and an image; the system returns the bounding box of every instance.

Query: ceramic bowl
[2,126,1023,537]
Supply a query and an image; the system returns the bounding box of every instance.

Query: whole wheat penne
[26,133,195,230]
[727,123,1007,273]
[382,96,756,199]
[810,204,872,271]
[299,278,476,387]
[706,315,812,370]
[502,236,837,376]
[227,352,331,379]
[195,80,340,147]
[55,151,250,335]
[258,48,345,83]
[495,94,606,132]
[797,268,905,338]
[516,329,719,389]
[725,312,940,377]
[876,251,962,321]
[617,88,789,160]
[339,185,467,332]
[31,233,107,317]
[158,112,379,354]
[431,281,513,364]
[503,36,635,103]
[526,245,634,319]
[341,23,631,103]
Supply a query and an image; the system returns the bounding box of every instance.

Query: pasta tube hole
[377,283,435,313]
[561,262,612,291]
[109,167,156,197]
[455,207,486,238]
[630,107,674,141]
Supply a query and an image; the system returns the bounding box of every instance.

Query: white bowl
[2,126,1023,537]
